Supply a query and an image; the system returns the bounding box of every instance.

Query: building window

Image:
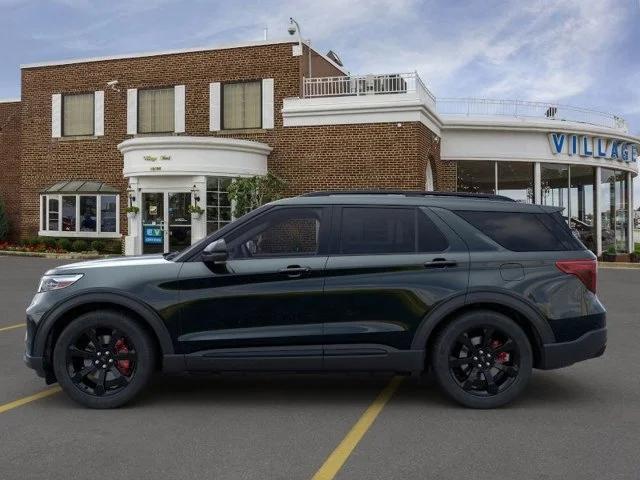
[62,93,94,136]
[497,162,534,203]
[206,177,232,235]
[601,168,629,253]
[138,87,175,133]
[222,81,261,129]
[457,161,496,194]
[569,165,596,252]
[40,194,119,237]
[541,164,569,216]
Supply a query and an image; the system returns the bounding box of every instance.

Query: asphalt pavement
[0,255,638,479]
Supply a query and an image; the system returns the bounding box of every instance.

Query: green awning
[41,180,120,194]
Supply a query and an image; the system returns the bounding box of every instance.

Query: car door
[177,205,330,371]
[322,205,469,370]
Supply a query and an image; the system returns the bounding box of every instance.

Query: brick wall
[0,101,21,239]
[18,41,444,239]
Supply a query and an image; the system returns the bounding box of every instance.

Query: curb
[0,250,117,260]
[599,262,640,269]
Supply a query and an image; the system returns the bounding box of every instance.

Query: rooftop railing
[301,73,628,132]
[436,98,628,132]
[302,72,436,104]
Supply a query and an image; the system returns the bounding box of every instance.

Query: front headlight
[37,274,84,293]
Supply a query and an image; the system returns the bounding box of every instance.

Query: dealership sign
[548,133,638,162]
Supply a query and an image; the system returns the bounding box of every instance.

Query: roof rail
[300,190,515,201]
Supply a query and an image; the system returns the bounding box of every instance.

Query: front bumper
[24,352,46,378]
[539,327,607,370]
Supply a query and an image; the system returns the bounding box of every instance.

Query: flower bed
[0,237,122,255]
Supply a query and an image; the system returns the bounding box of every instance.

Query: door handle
[424,258,457,269]
[279,265,311,278]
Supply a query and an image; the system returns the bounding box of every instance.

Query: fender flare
[410,290,556,350]
[33,290,175,358]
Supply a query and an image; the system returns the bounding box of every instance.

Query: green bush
[58,238,72,252]
[104,240,122,254]
[39,237,58,249]
[0,197,8,241]
[71,239,88,252]
[22,236,39,247]
[90,240,105,253]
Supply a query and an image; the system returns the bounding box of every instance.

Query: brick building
[0,38,638,256]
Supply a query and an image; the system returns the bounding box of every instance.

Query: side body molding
[33,291,175,358]
[410,290,556,351]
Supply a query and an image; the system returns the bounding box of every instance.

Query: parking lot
[0,255,639,479]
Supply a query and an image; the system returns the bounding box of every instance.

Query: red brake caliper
[490,340,509,364]
[114,338,132,376]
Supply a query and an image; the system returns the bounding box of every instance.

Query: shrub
[71,239,88,252]
[22,236,38,247]
[0,197,8,241]
[90,240,106,253]
[39,237,58,249]
[58,238,73,252]
[104,240,122,254]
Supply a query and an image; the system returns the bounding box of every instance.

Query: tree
[0,197,9,241]
[226,173,286,219]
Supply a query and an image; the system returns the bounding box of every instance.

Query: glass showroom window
[497,162,534,203]
[457,161,496,194]
[222,81,261,130]
[601,168,629,253]
[206,177,232,235]
[541,164,569,216]
[62,93,94,136]
[569,165,596,252]
[40,194,119,237]
[138,87,175,133]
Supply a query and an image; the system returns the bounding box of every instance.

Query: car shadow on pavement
[118,369,601,410]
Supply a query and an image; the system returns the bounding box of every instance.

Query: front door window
[141,191,192,254]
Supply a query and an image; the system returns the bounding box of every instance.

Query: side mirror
[202,238,228,264]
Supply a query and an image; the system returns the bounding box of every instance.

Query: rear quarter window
[455,210,584,252]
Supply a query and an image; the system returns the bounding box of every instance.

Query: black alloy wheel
[66,327,137,397]
[53,310,155,409]
[448,326,520,397]
[432,310,533,409]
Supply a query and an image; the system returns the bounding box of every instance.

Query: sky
[0,0,639,187]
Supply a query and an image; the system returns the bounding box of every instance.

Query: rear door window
[455,210,584,252]
[339,207,448,254]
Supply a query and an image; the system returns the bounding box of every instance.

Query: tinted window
[340,207,448,254]
[227,207,324,259]
[456,210,576,251]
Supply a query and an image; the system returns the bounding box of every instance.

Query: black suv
[24,191,606,409]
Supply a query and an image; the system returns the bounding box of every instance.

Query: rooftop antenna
[263,26,268,41]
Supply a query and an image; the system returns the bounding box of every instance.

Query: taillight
[555,259,597,294]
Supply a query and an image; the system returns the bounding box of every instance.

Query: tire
[53,310,155,409]
[431,310,533,409]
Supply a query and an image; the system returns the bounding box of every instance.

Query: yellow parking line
[0,323,24,333]
[311,376,404,480]
[0,386,62,414]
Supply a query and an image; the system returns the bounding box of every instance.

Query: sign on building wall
[548,133,638,162]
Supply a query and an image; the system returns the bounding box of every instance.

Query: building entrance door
[141,191,192,254]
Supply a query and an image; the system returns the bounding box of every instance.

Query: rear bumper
[538,327,607,370]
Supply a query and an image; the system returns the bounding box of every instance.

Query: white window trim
[209,82,221,131]
[174,85,185,133]
[94,90,105,136]
[39,193,121,238]
[127,88,138,135]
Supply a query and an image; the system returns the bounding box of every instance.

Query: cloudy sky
[0,0,637,127]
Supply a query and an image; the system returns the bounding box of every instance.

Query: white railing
[303,72,436,103]
[436,98,628,132]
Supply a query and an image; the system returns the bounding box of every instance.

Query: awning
[41,180,120,194]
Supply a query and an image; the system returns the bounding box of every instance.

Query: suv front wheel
[432,310,533,408]
[53,310,155,409]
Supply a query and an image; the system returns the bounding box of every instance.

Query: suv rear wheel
[53,310,155,408]
[432,310,532,408]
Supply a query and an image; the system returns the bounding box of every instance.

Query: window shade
[63,93,94,136]
[138,88,175,133]
[223,81,261,129]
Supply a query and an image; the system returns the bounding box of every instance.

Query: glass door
[168,192,192,252]
[142,193,165,254]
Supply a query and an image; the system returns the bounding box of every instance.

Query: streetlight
[288,17,312,80]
